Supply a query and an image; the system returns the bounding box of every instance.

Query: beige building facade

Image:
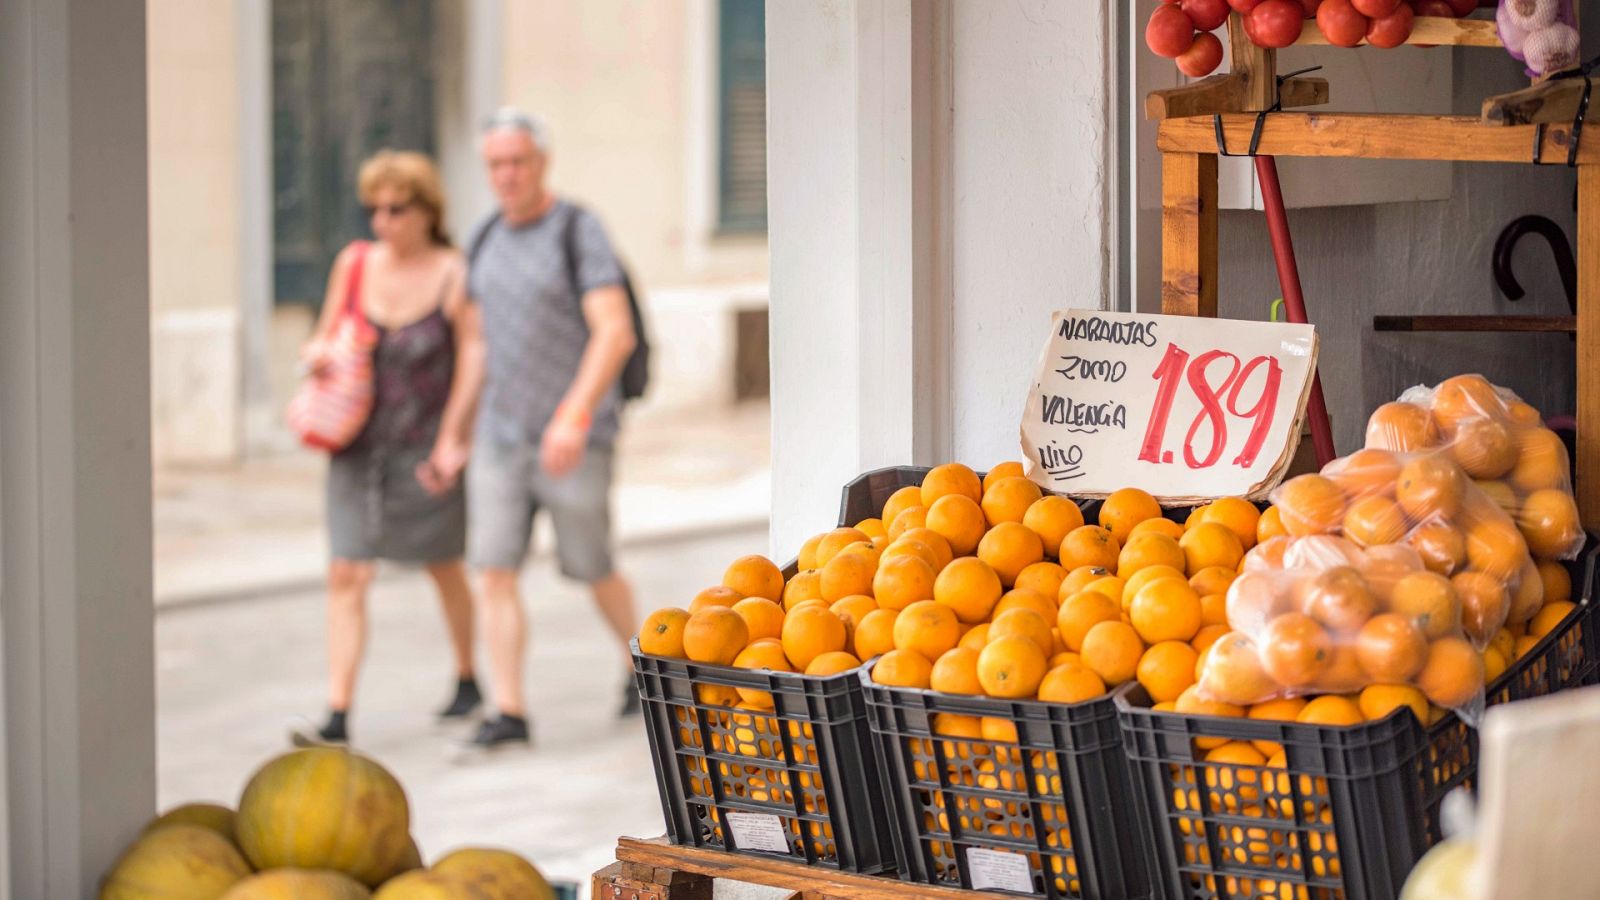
[147,0,769,466]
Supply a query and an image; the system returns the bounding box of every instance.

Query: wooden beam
[1295,14,1502,48]
[1483,76,1593,126]
[1159,113,1600,165]
[1372,315,1576,333]
[1161,152,1218,317]
[1578,165,1600,528]
[1229,13,1277,112]
[1145,74,1328,121]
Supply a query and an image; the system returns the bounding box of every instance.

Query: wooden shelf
[1295,15,1501,48]
[1373,315,1576,333]
[1158,112,1596,165]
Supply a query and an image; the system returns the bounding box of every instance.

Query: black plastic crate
[1115,540,1600,900]
[632,641,892,873]
[861,675,1152,899]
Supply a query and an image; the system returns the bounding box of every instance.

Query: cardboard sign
[1019,309,1317,501]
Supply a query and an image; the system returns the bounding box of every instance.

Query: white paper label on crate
[966,847,1036,893]
[725,812,793,854]
[1019,309,1318,502]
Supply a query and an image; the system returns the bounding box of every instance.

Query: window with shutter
[716,0,767,234]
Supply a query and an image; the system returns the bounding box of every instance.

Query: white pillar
[0,1,156,895]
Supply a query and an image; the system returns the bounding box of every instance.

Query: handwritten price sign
[1019,310,1318,501]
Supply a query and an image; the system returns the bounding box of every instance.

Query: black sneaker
[437,677,483,720]
[466,714,531,751]
[618,682,642,718]
[290,710,348,748]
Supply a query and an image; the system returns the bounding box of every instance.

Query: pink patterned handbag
[286,242,377,451]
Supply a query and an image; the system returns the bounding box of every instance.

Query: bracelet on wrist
[555,404,592,431]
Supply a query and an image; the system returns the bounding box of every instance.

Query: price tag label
[724,812,794,854]
[966,847,1036,893]
[1020,309,1317,501]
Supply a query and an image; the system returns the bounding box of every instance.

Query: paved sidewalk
[153,403,772,606]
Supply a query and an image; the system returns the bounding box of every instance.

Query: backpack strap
[559,203,582,299]
[466,212,502,268]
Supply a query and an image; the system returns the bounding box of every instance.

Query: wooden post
[1228,14,1277,112]
[1161,151,1219,317]
[1578,164,1600,526]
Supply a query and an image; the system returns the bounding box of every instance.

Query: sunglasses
[365,200,415,217]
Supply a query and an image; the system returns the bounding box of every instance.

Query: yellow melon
[219,869,373,899]
[432,848,554,900]
[100,824,250,900]
[371,872,487,899]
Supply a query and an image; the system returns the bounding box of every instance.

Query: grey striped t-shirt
[467,200,625,448]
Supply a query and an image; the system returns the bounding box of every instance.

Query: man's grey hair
[482,106,551,153]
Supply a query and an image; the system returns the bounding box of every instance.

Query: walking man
[458,108,641,749]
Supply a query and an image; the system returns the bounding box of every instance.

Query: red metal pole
[1254,154,1337,467]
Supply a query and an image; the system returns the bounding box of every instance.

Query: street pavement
[155,525,783,897]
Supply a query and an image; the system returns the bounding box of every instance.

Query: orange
[1189,566,1236,599]
[1506,398,1543,426]
[887,506,929,541]
[1365,401,1440,452]
[1058,566,1109,601]
[977,636,1049,698]
[1197,632,1275,706]
[1519,487,1583,559]
[994,587,1057,623]
[821,550,878,603]
[980,717,1019,744]
[1192,624,1228,655]
[1432,373,1507,432]
[1079,621,1144,686]
[1450,572,1508,646]
[829,594,878,631]
[698,684,740,707]
[1203,742,1266,810]
[958,622,991,652]
[1538,559,1573,605]
[932,557,1003,624]
[1056,590,1121,652]
[982,460,1026,494]
[1256,506,1288,543]
[639,608,691,658]
[1259,613,1332,689]
[854,517,888,541]
[1415,637,1484,708]
[690,585,743,613]
[781,604,848,671]
[882,485,924,527]
[1198,593,1229,630]
[895,527,953,569]
[1120,565,1186,607]
[1049,650,1081,668]
[929,647,984,695]
[1450,417,1517,479]
[683,607,751,665]
[982,476,1043,527]
[1407,521,1466,576]
[1117,532,1185,580]
[880,537,939,571]
[1129,578,1203,644]
[781,571,825,611]
[1355,613,1426,682]
[872,554,937,612]
[1194,497,1262,550]
[806,650,862,677]
[723,554,786,602]
[733,641,795,707]
[977,522,1045,586]
[1507,427,1569,493]
[1313,645,1368,695]
[1013,561,1067,600]
[1464,518,1528,581]
[1482,646,1509,683]
[1099,488,1163,544]
[732,597,786,642]
[1082,574,1127,606]
[1179,522,1244,575]
[921,462,983,507]
[1037,661,1106,704]
[1475,479,1519,515]
[1129,517,1186,542]
[1514,633,1540,659]
[1357,684,1429,724]
[989,607,1054,657]
[1246,697,1307,756]
[1022,496,1084,556]
[1296,695,1364,726]
[854,608,899,660]
[1138,641,1199,703]
[892,600,961,661]
[814,529,870,569]
[1275,474,1348,537]
[1509,557,1545,624]
[1530,601,1576,639]
[1388,571,1460,639]
[926,494,986,556]
[871,649,933,688]
[1489,627,1516,662]
[1300,566,1376,635]
[932,712,983,739]
[1395,453,1464,522]
[797,533,824,571]
[1059,525,1120,571]
[1342,496,1409,548]
[1325,447,1402,500]
[1174,686,1245,750]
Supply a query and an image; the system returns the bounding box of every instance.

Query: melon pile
[100,748,554,900]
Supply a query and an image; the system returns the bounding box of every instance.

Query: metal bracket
[603,885,661,900]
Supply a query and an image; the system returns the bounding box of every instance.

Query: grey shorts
[467,438,616,581]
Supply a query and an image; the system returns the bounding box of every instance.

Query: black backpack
[467,206,651,402]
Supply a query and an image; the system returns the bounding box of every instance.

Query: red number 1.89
[1137,342,1283,469]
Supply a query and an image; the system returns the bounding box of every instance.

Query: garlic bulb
[1502,0,1559,32]
[1523,22,1580,77]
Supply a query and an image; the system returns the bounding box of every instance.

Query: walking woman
[295,150,483,745]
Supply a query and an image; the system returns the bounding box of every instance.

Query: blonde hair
[357,149,451,246]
